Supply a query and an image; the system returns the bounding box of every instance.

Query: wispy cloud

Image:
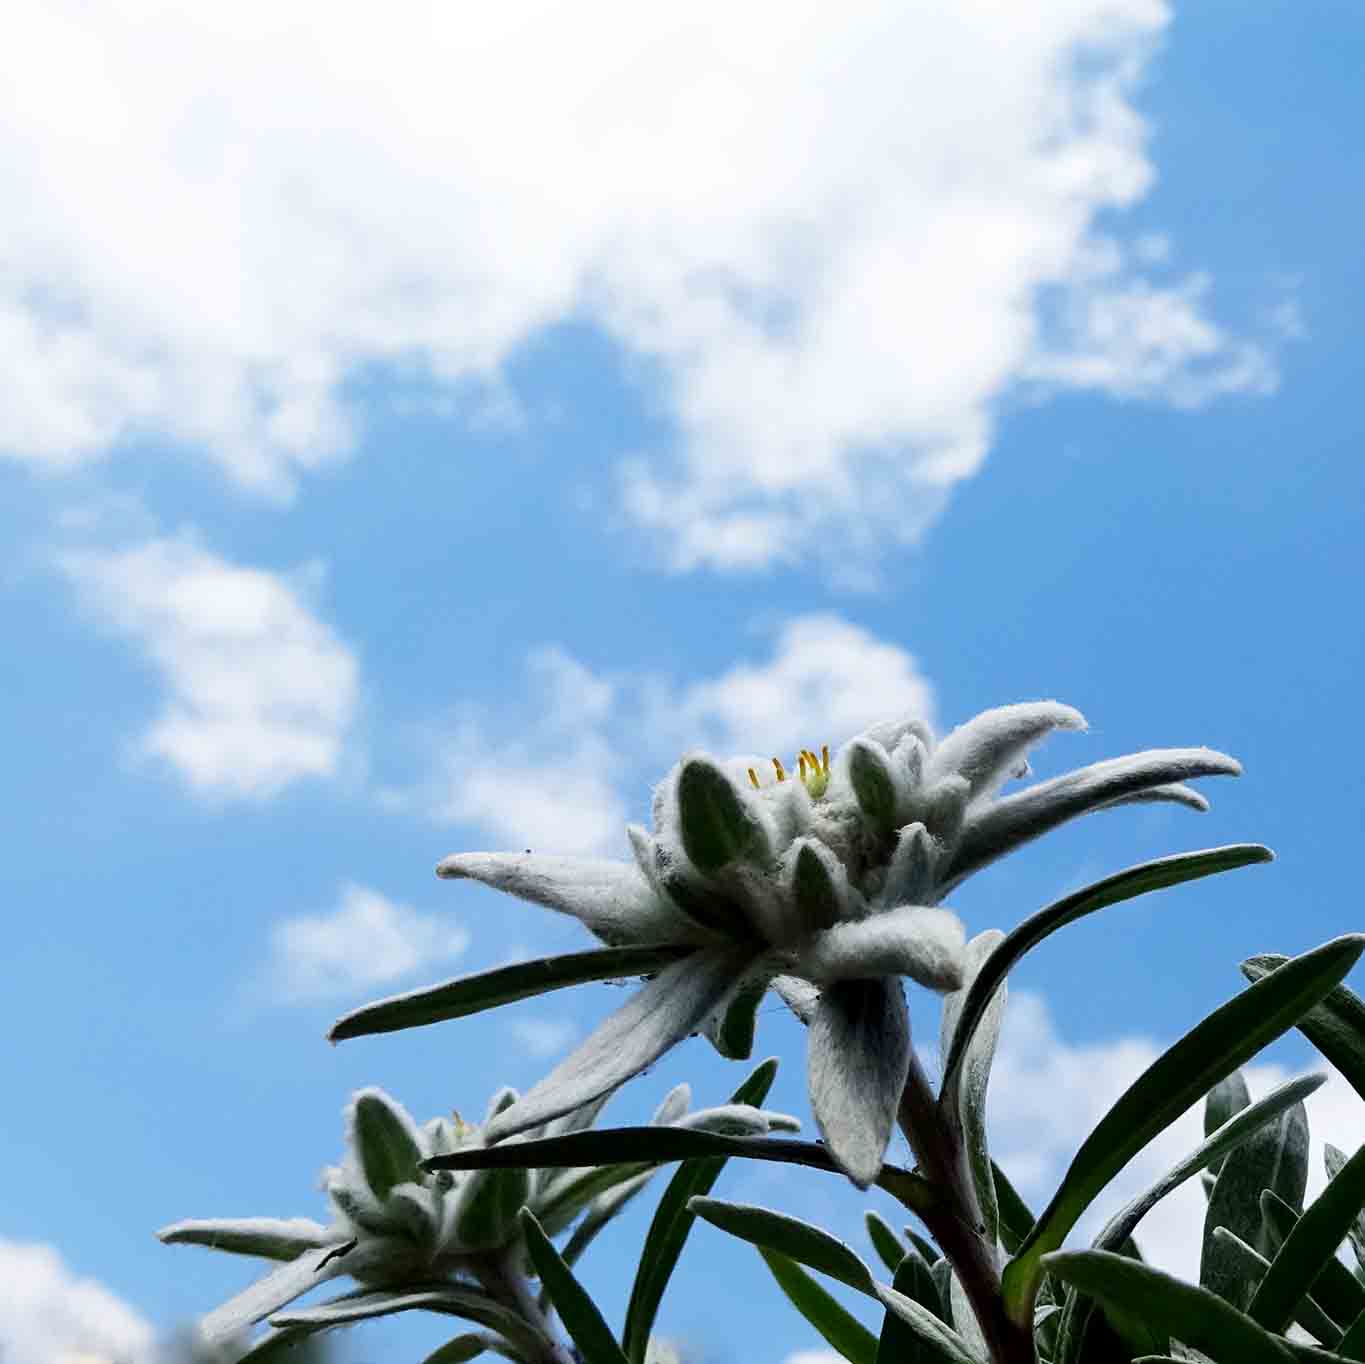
[0,1240,153,1364]
[511,1016,580,1059]
[60,530,358,799]
[2,4,1278,570]
[262,883,469,1004]
[415,612,935,856]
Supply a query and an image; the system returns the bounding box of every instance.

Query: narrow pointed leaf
[1091,1074,1324,1258]
[688,1196,876,1294]
[420,1337,493,1364]
[809,978,912,1188]
[519,1209,630,1364]
[874,1283,980,1364]
[157,1218,332,1262]
[1325,1144,1365,1276]
[1043,1250,1295,1363]
[621,1058,779,1364]
[875,1252,954,1362]
[350,1090,424,1201]
[330,944,691,1042]
[927,702,1087,800]
[1204,1071,1252,1180]
[199,1247,349,1347]
[1002,934,1365,1325]
[865,1210,909,1275]
[939,930,1007,1250]
[1338,1308,1365,1361]
[1202,1096,1309,1308]
[1214,1228,1345,1344]
[436,851,696,946]
[1241,956,1365,1102]
[758,1248,878,1364]
[792,840,846,934]
[702,969,769,1060]
[484,949,752,1141]
[847,738,900,830]
[946,748,1244,890]
[1250,1141,1365,1333]
[941,845,1273,1097]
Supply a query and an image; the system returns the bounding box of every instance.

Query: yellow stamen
[772,757,787,782]
[798,752,808,782]
[747,767,760,789]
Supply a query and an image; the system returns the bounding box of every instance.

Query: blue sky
[2,3,1363,1362]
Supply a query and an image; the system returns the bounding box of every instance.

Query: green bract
[395,701,1237,1183]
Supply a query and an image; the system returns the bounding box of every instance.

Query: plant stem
[896,1050,1035,1364]
[474,1249,578,1364]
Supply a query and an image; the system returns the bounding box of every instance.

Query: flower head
[408,701,1238,1185]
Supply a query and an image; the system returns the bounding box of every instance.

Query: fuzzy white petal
[799,907,966,992]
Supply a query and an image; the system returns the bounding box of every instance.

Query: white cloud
[985,990,1365,1282]
[511,1016,579,1058]
[0,1240,153,1364]
[264,883,469,1003]
[419,613,933,855]
[61,531,358,799]
[782,1354,844,1364]
[3,3,1276,569]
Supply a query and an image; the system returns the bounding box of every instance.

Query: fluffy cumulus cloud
[0,1240,153,1364]
[3,2,1275,569]
[984,990,1365,1281]
[420,613,934,855]
[263,882,469,1003]
[60,531,358,798]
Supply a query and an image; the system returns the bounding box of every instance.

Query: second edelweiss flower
[332,701,1240,1185]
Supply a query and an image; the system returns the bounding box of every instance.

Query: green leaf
[1326,1144,1365,1276]
[452,1166,532,1251]
[1002,934,1365,1325]
[1209,1228,1341,1347]
[420,1337,492,1364]
[873,1283,980,1364]
[939,930,1007,1249]
[1259,1188,1365,1331]
[520,1209,630,1364]
[941,845,1273,1098]
[1204,1071,1252,1180]
[1202,1096,1309,1308]
[350,1090,424,1202]
[328,945,691,1042]
[157,1218,332,1262]
[990,1161,1036,1256]
[1250,1140,1365,1334]
[1337,1307,1365,1361]
[1241,956,1365,1102]
[704,971,768,1060]
[558,1171,655,1271]
[689,1196,876,1294]
[875,1252,955,1362]
[793,841,844,933]
[757,1248,878,1364]
[1092,1074,1324,1259]
[677,756,768,873]
[620,1058,779,1364]
[1042,1250,1295,1363]
[865,1210,909,1275]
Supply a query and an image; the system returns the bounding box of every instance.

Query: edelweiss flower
[338,701,1239,1186]
[161,1081,796,1351]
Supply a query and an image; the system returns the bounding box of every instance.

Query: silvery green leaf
[930,1258,953,1326]
[789,839,849,935]
[1259,1189,1365,1333]
[386,1181,442,1249]
[629,825,738,938]
[330,943,693,1042]
[676,755,771,874]
[920,776,970,846]
[688,1196,876,1294]
[1204,1071,1252,1180]
[757,1249,877,1364]
[198,1246,350,1347]
[484,948,754,1142]
[773,972,820,1025]
[948,1268,990,1360]
[879,823,937,909]
[157,1219,333,1262]
[945,748,1241,890]
[650,1083,691,1126]
[861,715,934,754]
[1099,782,1209,812]
[700,962,773,1060]
[874,1281,979,1363]
[1325,1144,1365,1273]
[560,1169,657,1269]
[927,702,1087,801]
[847,738,900,832]
[939,930,1007,1252]
[420,1335,494,1364]
[891,732,927,797]
[349,1089,424,1202]
[1208,1229,1342,1346]
[799,906,965,991]
[864,1211,908,1275]
[677,1103,799,1136]
[808,977,911,1187]
[452,1164,531,1251]
[436,851,702,946]
[326,1174,393,1236]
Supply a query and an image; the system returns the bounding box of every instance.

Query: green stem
[895,1051,1035,1364]
[474,1249,578,1364]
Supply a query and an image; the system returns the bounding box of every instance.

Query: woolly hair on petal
[483,947,755,1143]
[808,977,912,1187]
[797,907,966,992]
[926,701,1087,801]
[436,851,704,947]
